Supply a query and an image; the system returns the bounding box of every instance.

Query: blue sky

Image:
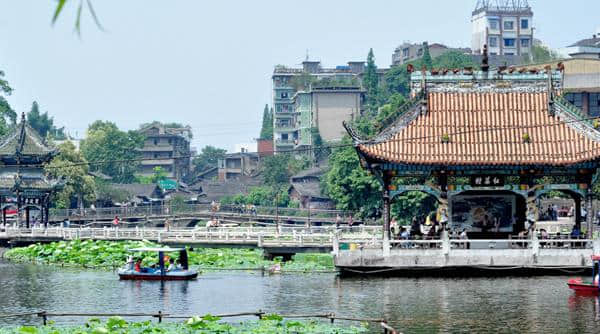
[0,0,598,151]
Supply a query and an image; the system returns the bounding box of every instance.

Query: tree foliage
[259,104,273,140]
[363,48,379,113]
[46,141,96,209]
[422,42,433,70]
[221,186,293,207]
[137,166,168,184]
[0,70,16,137]
[27,101,66,139]
[311,127,330,163]
[530,45,562,64]
[322,138,382,217]
[391,191,438,225]
[192,146,227,174]
[262,154,309,186]
[80,121,144,183]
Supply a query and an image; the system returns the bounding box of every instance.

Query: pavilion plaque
[470,175,505,187]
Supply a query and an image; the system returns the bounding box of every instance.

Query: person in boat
[167,258,177,272]
[134,258,143,273]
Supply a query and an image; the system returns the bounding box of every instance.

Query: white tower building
[471,0,533,56]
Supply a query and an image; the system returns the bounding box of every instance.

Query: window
[503,21,514,30]
[417,48,423,56]
[154,153,159,158]
[402,48,409,57]
[282,133,288,140]
[504,52,514,55]
[153,139,158,145]
[521,19,529,29]
[280,92,288,99]
[489,37,498,47]
[565,93,583,109]
[521,38,530,47]
[168,138,172,144]
[489,18,499,30]
[504,38,516,47]
[591,93,600,117]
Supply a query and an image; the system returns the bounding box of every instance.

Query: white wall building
[471,0,533,57]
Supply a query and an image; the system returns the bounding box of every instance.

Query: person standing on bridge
[113,215,120,228]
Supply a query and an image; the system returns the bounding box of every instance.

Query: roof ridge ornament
[481,44,490,78]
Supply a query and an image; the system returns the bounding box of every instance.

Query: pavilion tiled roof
[0,116,57,159]
[357,91,600,166]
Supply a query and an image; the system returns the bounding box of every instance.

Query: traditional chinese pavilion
[0,114,63,227]
[347,54,600,241]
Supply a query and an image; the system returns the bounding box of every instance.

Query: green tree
[311,127,330,163]
[46,141,96,209]
[27,101,66,139]
[364,48,379,113]
[322,138,382,217]
[422,42,433,70]
[138,166,169,184]
[262,154,309,186]
[530,45,561,63]
[80,121,144,183]
[0,70,16,137]
[391,191,438,225]
[259,104,273,140]
[192,146,227,173]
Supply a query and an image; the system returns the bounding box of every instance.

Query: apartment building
[471,0,533,57]
[272,60,378,153]
[138,122,192,181]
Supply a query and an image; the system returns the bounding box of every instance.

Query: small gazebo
[0,114,63,227]
[347,57,600,241]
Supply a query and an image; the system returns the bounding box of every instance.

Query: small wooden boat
[567,255,600,295]
[118,247,198,281]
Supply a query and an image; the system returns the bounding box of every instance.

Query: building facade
[471,0,533,57]
[392,42,471,66]
[217,151,260,181]
[272,60,375,153]
[138,122,192,181]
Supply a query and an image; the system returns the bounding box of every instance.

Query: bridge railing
[48,204,358,223]
[1,226,381,247]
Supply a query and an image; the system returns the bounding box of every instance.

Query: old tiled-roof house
[288,166,334,209]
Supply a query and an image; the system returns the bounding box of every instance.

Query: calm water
[1,260,600,333]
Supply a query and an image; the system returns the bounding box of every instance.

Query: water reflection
[1,261,600,333]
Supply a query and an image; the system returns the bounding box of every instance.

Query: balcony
[275,139,295,146]
[275,123,296,131]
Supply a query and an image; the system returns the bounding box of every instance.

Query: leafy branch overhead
[52,0,104,34]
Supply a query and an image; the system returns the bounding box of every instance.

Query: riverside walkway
[46,204,359,227]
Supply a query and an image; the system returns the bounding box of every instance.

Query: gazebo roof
[350,68,600,168]
[0,114,58,163]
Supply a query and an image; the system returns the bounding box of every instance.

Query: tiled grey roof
[0,120,57,158]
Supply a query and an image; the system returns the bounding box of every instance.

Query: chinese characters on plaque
[470,175,505,187]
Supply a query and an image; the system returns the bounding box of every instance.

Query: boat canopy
[128,247,186,252]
